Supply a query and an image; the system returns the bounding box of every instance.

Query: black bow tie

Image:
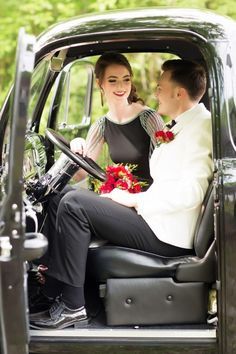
[166,120,176,129]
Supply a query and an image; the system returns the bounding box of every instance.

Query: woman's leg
[39,185,75,265]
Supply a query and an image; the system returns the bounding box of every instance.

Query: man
[30,59,213,329]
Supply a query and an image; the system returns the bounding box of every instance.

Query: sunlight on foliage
[0,0,236,106]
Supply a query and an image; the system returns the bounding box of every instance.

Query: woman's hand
[70,137,87,156]
[100,188,138,208]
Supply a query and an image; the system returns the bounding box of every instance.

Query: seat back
[193,181,214,258]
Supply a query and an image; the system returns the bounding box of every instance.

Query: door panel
[0,28,35,354]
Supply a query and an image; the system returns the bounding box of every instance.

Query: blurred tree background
[0,0,236,106]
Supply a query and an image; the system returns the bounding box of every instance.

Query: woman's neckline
[105,107,151,125]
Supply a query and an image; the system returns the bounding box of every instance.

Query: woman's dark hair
[162,59,207,101]
[95,52,144,105]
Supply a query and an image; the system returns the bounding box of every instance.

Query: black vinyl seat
[87,182,216,326]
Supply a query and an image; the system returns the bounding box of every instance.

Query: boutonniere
[89,164,148,194]
[155,130,175,147]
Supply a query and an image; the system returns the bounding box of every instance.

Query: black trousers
[46,188,191,288]
[39,186,73,265]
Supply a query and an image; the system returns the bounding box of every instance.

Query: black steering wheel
[46,128,106,182]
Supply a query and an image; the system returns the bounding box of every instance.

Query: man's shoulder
[191,104,211,127]
[188,117,211,140]
[197,103,211,119]
[179,107,212,146]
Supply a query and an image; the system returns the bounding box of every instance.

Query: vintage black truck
[0,7,236,354]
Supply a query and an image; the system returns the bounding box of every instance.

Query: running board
[30,328,216,345]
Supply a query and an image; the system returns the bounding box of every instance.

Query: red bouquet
[99,164,145,194]
[155,130,174,146]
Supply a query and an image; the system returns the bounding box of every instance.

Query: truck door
[0,28,36,354]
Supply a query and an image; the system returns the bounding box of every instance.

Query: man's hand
[100,188,138,208]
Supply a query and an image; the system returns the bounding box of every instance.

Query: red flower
[99,164,146,194]
[130,179,142,193]
[155,130,166,139]
[165,131,174,141]
[155,130,175,146]
[115,180,129,190]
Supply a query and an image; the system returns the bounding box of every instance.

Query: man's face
[156,70,180,118]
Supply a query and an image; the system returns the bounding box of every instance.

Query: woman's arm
[72,141,104,181]
[71,117,105,181]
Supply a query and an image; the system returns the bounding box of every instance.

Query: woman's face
[99,64,132,104]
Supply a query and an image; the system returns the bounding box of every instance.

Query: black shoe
[29,290,54,315]
[30,297,89,329]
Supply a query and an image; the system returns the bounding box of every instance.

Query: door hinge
[0,236,12,261]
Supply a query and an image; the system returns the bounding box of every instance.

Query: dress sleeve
[85,116,105,156]
[139,109,164,152]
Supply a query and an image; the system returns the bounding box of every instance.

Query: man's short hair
[162,59,207,101]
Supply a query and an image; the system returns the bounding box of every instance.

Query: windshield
[0,58,50,198]
[27,58,50,131]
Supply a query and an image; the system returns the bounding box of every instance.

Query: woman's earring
[100,89,104,107]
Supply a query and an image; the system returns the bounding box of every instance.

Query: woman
[29,53,163,309]
[71,52,163,187]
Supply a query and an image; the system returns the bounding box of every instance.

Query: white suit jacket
[136,103,213,249]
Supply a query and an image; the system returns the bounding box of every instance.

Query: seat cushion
[87,246,195,282]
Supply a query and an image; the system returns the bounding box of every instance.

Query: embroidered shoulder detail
[140,109,164,148]
[96,116,106,136]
